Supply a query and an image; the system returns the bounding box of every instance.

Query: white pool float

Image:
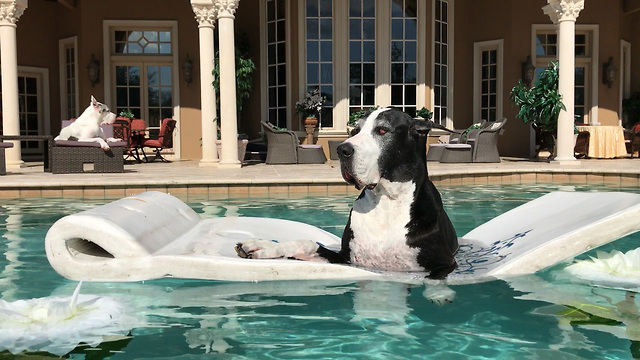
[45,191,640,284]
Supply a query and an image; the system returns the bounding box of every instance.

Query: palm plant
[510,61,566,153]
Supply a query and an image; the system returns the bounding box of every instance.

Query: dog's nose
[337,143,354,159]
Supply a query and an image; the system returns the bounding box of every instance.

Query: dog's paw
[235,239,319,260]
[235,239,284,259]
[423,284,456,306]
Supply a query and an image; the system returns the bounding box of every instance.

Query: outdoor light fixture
[183,54,193,86]
[522,55,535,88]
[87,54,100,87]
[602,56,617,88]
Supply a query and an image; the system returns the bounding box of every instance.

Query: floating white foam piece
[0,282,138,356]
[45,191,640,284]
[565,248,640,289]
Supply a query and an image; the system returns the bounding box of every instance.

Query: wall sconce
[87,54,100,87]
[183,53,193,86]
[521,55,535,88]
[602,56,617,88]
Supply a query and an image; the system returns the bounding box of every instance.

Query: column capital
[543,0,584,24]
[214,0,239,19]
[191,0,217,27]
[0,0,27,25]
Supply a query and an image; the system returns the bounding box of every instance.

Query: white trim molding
[102,19,181,159]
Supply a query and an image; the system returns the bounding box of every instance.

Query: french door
[113,62,173,138]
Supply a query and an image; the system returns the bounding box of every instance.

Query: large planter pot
[216,139,249,162]
[303,116,318,127]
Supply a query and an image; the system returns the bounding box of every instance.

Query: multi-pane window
[0,73,44,158]
[535,30,591,123]
[59,37,78,120]
[480,49,497,122]
[348,0,375,115]
[111,28,174,134]
[18,77,39,144]
[147,65,173,136]
[535,33,557,57]
[114,30,172,54]
[115,65,142,118]
[266,0,287,128]
[390,0,417,117]
[306,0,333,128]
[433,0,449,125]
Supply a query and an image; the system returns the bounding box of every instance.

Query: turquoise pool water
[1,184,640,359]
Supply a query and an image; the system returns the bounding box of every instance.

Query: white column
[543,0,584,164]
[192,0,219,167]
[0,0,27,168]
[215,0,241,168]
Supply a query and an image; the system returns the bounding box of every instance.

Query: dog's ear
[410,119,455,137]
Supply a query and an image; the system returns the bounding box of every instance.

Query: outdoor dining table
[575,125,628,159]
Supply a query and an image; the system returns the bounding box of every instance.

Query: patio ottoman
[298,144,327,164]
[52,140,127,174]
[0,142,14,175]
[439,143,472,163]
[427,143,447,161]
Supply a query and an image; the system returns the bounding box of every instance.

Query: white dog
[55,96,118,150]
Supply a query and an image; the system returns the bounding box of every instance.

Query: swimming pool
[1,184,640,359]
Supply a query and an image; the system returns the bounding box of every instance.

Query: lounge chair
[51,140,127,174]
[440,118,507,163]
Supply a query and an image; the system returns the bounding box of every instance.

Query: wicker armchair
[0,142,14,175]
[261,121,300,164]
[440,118,507,163]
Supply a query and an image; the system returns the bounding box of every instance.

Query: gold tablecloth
[576,125,628,159]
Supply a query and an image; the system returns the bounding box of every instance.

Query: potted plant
[295,88,326,127]
[212,33,256,120]
[510,61,566,158]
[415,107,433,121]
[118,109,135,121]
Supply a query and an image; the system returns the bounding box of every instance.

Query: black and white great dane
[236,107,459,279]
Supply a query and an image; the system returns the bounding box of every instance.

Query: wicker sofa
[0,142,14,175]
[52,140,127,174]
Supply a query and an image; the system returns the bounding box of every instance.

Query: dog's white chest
[348,183,422,271]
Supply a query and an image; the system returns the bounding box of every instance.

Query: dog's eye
[375,127,388,135]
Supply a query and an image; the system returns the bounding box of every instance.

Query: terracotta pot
[304,116,318,127]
